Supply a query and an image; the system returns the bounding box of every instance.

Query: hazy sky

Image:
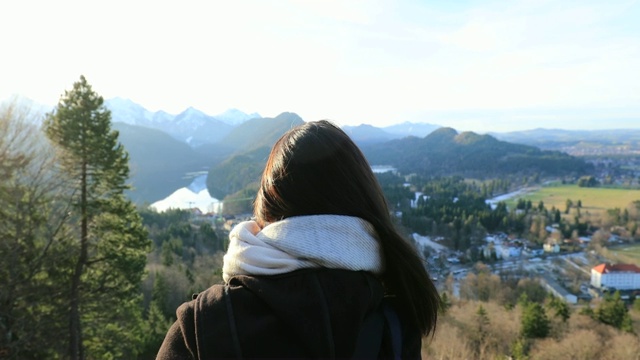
[1,0,639,132]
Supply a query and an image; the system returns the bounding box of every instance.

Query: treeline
[427,263,640,359]
[602,201,640,239]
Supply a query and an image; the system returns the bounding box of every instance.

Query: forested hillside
[113,122,211,203]
[205,112,304,199]
[206,146,269,200]
[362,127,592,178]
[213,112,304,153]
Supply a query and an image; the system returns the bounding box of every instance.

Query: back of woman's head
[254,120,387,227]
[255,120,439,336]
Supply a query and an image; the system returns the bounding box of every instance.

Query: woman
[157,120,439,359]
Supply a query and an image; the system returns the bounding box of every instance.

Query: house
[481,244,494,259]
[591,263,640,290]
[499,244,522,258]
[578,237,591,245]
[524,246,544,257]
[543,243,560,253]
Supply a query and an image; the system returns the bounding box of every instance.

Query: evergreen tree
[595,291,633,332]
[44,76,150,359]
[547,295,571,322]
[511,337,529,360]
[554,209,561,224]
[139,273,173,359]
[471,305,491,357]
[0,101,71,358]
[565,199,573,214]
[439,292,452,315]
[521,302,549,339]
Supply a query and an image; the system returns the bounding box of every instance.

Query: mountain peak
[273,112,303,122]
[180,106,206,117]
[214,108,261,126]
[454,131,493,145]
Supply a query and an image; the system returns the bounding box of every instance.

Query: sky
[1,0,639,132]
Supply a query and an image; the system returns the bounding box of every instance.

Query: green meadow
[614,243,640,263]
[506,184,640,220]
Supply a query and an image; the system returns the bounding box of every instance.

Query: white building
[591,263,640,290]
[543,243,560,253]
[541,275,578,304]
[499,244,522,259]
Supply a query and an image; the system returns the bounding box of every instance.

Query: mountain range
[101,99,636,205]
[105,98,260,147]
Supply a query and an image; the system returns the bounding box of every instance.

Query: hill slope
[113,122,210,203]
[205,112,305,199]
[362,128,592,178]
[215,112,305,152]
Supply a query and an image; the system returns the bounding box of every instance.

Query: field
[505,184,640,221]
[610,243,640,265]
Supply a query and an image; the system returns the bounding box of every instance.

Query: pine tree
[595,291,633,332]
[547,295,571,322]
[521,302,549,339]
[139,273,173,359]
[44,76,150,359]
[439,292,452,315]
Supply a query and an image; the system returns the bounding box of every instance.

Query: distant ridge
[362,127,592,178]
[343,124,395,145]
[344,122,442,145]
[382,121,441,138]
[215,112,305,153]
[205,112,305,199]
[491,128,640,146]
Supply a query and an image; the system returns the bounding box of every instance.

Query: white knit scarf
[222,215,383,283]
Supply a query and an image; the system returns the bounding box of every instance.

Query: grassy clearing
[611,243,640,264]
[505,184,640,220]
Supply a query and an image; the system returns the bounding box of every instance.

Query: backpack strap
[382,301,402,360]
[351,308,384,359]
[351,298,403,359]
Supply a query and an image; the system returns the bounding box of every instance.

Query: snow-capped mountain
[214,108,261,126]
[104,98,262,147]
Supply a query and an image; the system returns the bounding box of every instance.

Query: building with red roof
[591,263,640,290]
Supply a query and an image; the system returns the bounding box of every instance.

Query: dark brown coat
[156,269,421,359]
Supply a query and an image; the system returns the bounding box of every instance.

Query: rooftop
[592,263,640,274]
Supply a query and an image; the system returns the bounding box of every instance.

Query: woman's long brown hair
[254,120,440,336]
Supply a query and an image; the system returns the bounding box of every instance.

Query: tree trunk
[69,162,88,360]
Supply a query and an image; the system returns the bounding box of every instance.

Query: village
[414,229,640,305]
